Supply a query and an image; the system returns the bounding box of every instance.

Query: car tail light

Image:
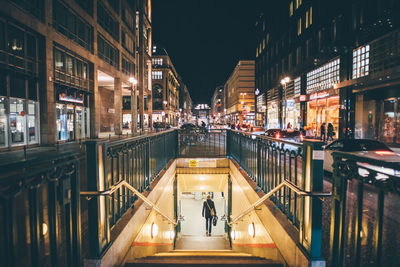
[275,133,280,139]
[375,151,395,156]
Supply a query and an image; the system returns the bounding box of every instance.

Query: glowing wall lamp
[151,222,159,238]
[230,229,237,240]
[168,230,175,240]
[248,222,255,238]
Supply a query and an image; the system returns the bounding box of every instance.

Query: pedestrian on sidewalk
[327,122,335,141]
[320,123,326,142]
[202,195,216,236]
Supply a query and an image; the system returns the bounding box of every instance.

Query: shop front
[0,73,40,149]
[354,87,400,145]
[266,88,280,129]
[306,90,340,138]
[55,85,90,141]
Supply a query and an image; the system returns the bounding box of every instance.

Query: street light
[280,77,290,129]
[129,77,138,135]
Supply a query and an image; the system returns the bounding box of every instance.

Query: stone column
[114,77,122,135]
[131,83,137,135]
[41,0,55,145]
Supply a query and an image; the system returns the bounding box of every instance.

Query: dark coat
[202,199,216,218]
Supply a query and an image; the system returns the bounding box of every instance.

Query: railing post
[86,140,110,258]
[329,154,348,267]
[300,140,325,266]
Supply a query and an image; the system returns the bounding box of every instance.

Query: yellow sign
[189,159,197,168]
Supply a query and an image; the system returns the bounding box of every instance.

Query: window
[122,30,134,54]
[294,77,301,97]
[8,25,24,57]
[97,1,119,41]
[352,45,369,79]
[73,0,93,16]
[107,0,119,14]
[122,55,134,75]
[152,71,162,80]
[9,0,43,20]
[296,46,302,65]
[290,1,293,16]
[152,58,163,65]
[296,0,302,9]
[97,34,119,68]
[122,6,134,29]
[53,0,93,52]
[306,10,309,28]
[297,18,302,35]
[309,7,313,25]
[307,58,340,93]
[54,47,90,91]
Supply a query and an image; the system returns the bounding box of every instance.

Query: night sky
[152,0,270,105]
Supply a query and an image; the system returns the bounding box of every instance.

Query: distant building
[0,0,152,150]
[151,44,180,126]
[225,60,255,125]
[178,81,193,124]
[256,0,400,145]
[210,85,224,123]
[193,104,211,126]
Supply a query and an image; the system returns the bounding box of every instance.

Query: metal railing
[178,129,227,157]
[0,151,82,267]
[228,130,305,227]
[81,180,177,225]
[229,179,331,225]
[227,130,326,263]
[84,130,177,258]
[329,151,400,267]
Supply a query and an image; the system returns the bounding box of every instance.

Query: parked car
[323,139,400,179]
[250,127,266,135]
[279,130,304,142]
[265,129,282,138]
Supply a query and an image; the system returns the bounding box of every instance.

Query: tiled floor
[180,192,226,236]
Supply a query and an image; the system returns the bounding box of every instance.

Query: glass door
[56,104,68,141]
[9,98,26,146]
[0,97,7,147]
[66,105,75,141]
[382,99,395,144]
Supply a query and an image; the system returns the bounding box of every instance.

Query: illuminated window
[266,33,269,45]
[262,38,265,49]
[152,58,163,65]
[306,10,309,28]
[297,18,302,35]
[290,1,293,16]
[152,71,162,80]
[307,58,340,93]
[352,45,370,79]
[296,0,302,9]
[309,7,312,25]
[294,77,301,97]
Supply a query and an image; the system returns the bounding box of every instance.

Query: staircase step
[126,250,283,267]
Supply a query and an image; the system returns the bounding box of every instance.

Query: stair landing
[175,235,230,250]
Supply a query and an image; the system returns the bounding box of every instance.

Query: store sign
[299,95,306,101]
[59,93,84,104]
[310,91,330,101]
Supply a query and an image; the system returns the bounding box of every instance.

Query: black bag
[212,215,218,226]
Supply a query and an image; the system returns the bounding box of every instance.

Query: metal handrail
[81,180,178,225]
[228,180,331,225]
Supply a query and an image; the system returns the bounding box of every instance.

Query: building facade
[151,44,180,126]
[225,60,255,125]
[0,0,152,150]
[178,81,193,124]
[255,0,400,146]
[210,85,224,123]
